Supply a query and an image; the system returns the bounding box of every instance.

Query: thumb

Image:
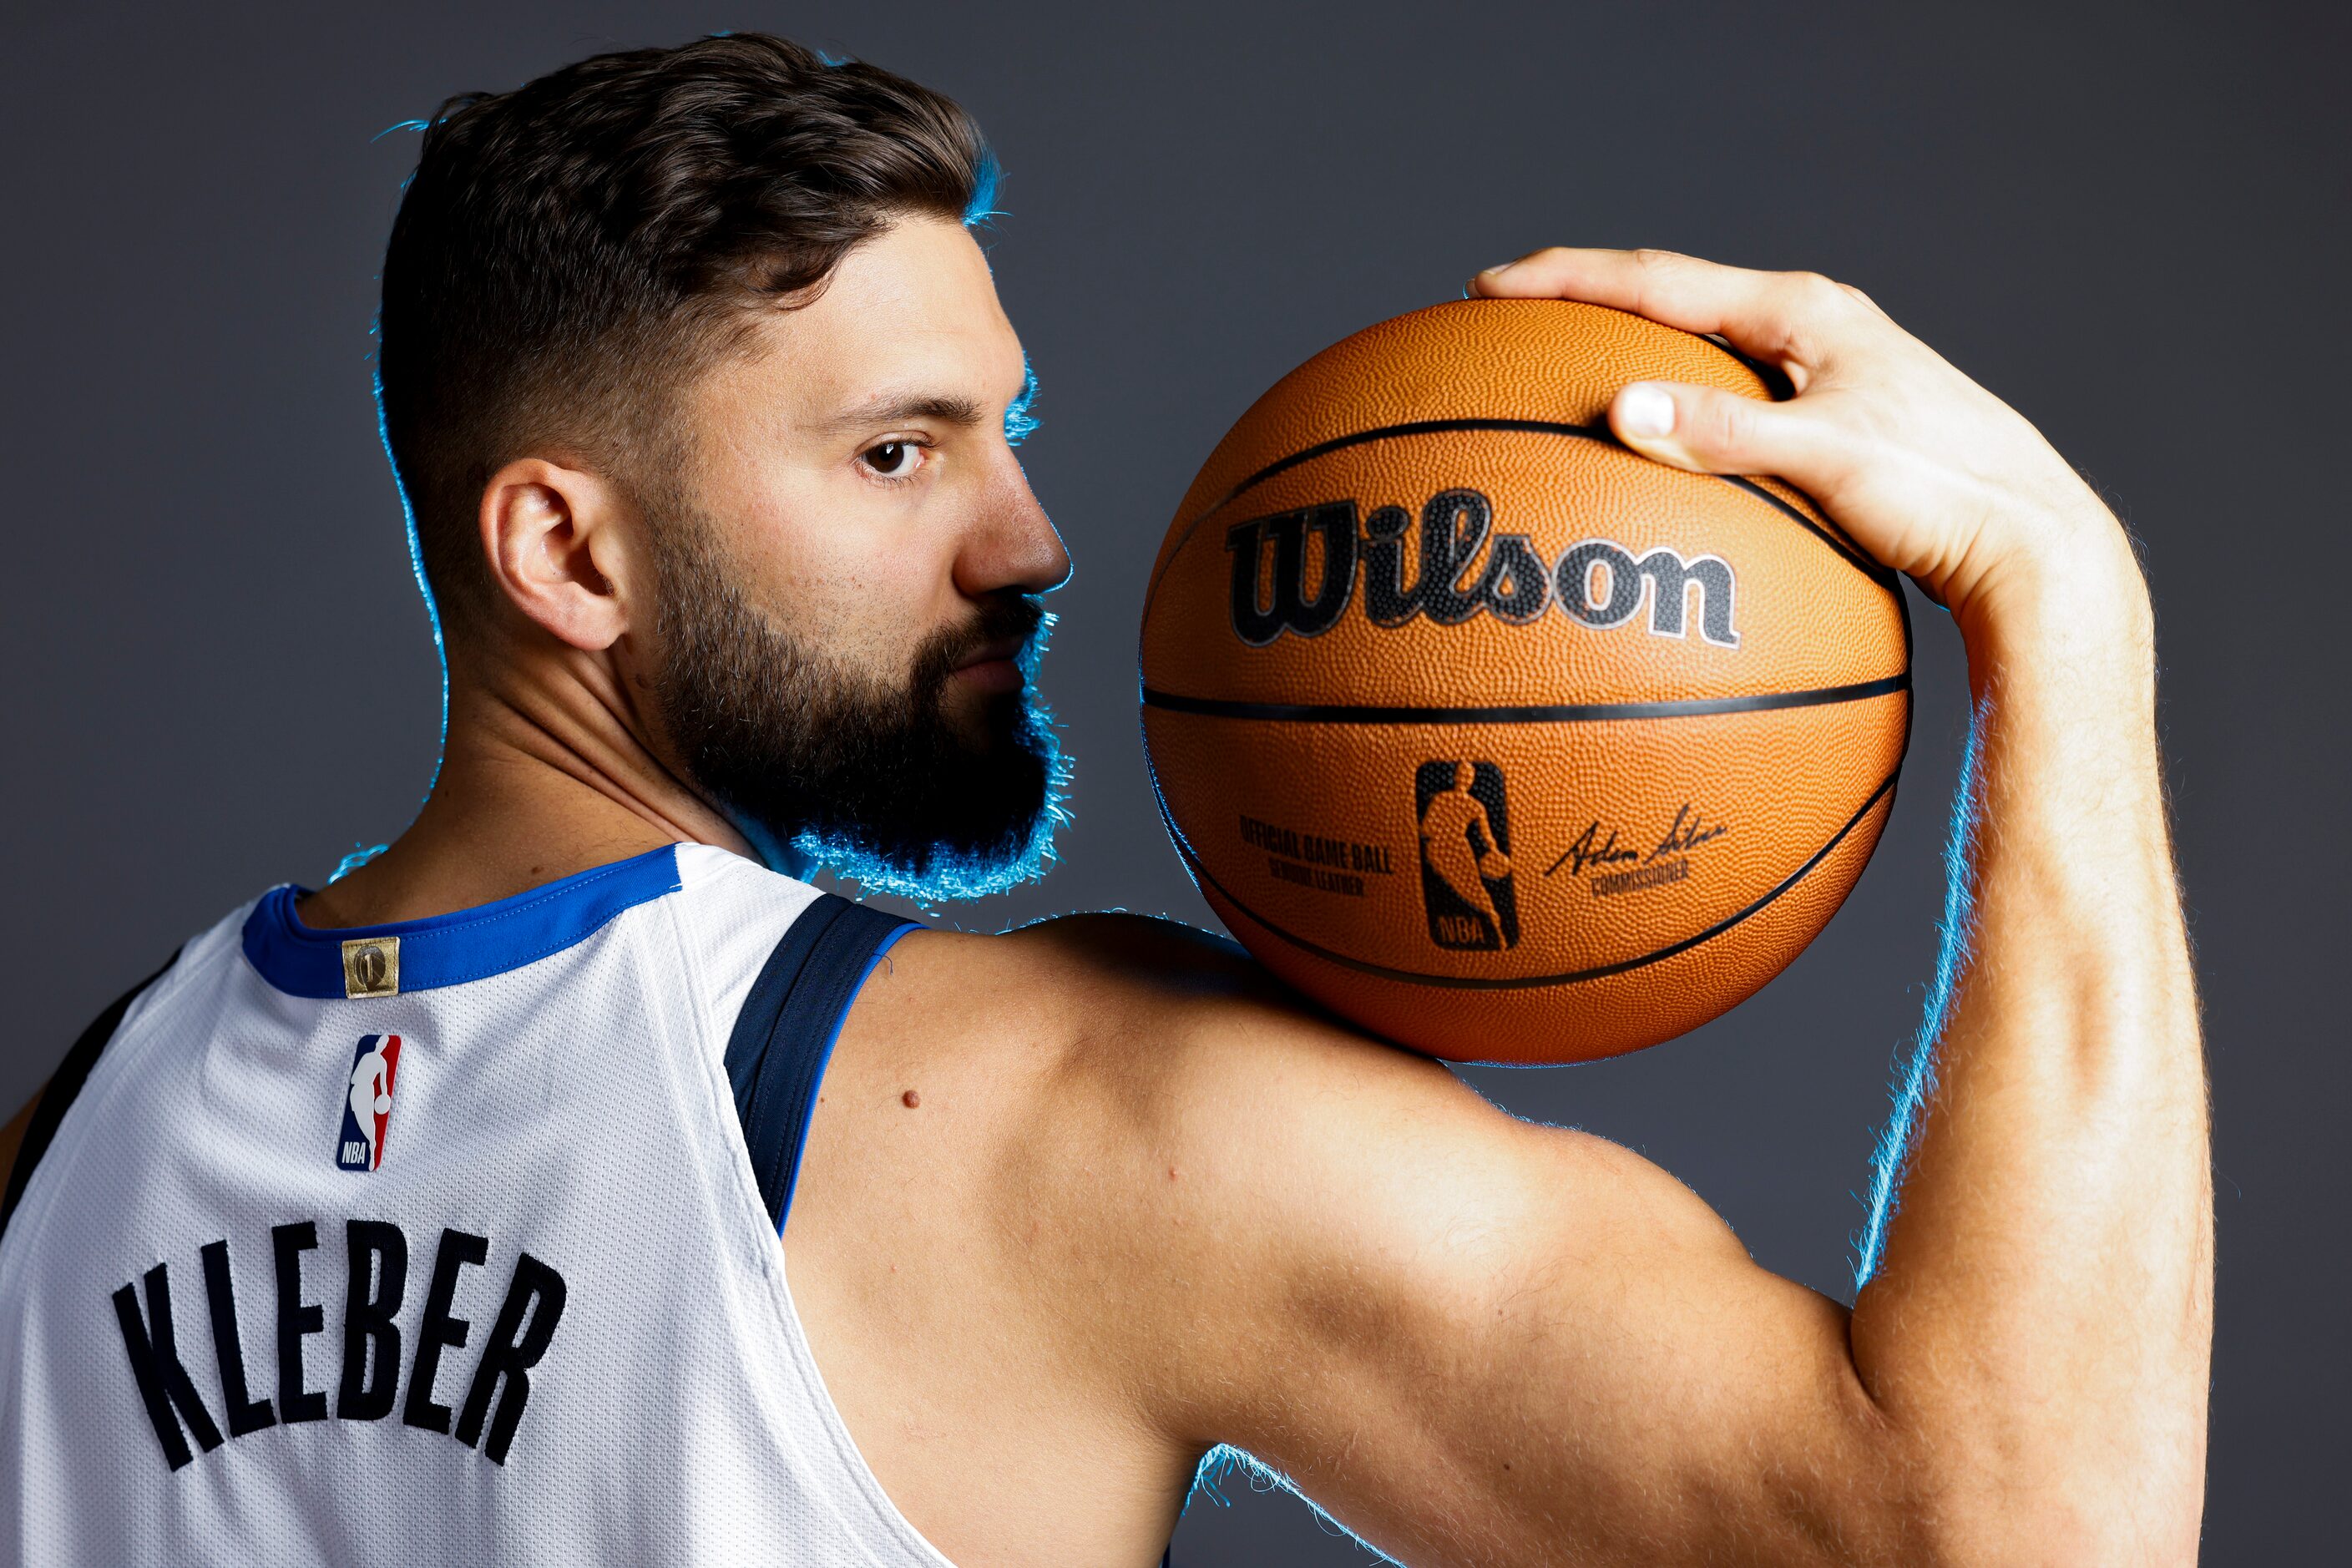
[1610,381,1846,493]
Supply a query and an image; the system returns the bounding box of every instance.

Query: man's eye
[859,439,923,479]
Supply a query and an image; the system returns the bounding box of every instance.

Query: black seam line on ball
[1205,417,1889,585]
[1160,769,1899,994]
[1141,671,1909,726]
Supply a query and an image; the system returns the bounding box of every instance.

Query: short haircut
[376,33,994,631]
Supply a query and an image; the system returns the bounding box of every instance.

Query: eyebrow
[809,391,988,434]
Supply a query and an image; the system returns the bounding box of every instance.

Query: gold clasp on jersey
[341,938,400,998]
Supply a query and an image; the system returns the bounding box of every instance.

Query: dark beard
[646,524,1057,895]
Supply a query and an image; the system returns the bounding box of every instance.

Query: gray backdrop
[3,3,2339,1561]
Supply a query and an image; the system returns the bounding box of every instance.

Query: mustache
[912,594,1046,688]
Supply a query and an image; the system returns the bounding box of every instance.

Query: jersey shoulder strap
[1,948,182,1239]
[723,894,917,1232]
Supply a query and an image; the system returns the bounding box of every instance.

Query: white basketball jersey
[0,842,962,1566]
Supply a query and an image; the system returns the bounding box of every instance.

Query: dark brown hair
[375,33,994,631]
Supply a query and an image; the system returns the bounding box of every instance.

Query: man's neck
[296,667,756,931]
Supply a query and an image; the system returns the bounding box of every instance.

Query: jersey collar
[240,844,685,999]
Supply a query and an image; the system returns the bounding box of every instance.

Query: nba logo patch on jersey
[336,1033,403,1171]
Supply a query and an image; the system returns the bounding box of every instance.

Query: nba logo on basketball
[1414,761,1520,950]
[336,1034,402,1172]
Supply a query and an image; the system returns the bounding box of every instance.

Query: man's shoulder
[870,910,1550,1246]
[867,913,1706,1410]
[901,909,1447,1093]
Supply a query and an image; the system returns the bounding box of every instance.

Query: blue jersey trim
[781,919,918,1231]
[722,896,919,1232]
[0,948,182,1242]
[240,844,685,999]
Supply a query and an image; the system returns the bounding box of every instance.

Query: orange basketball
[1139,299,1910,1064]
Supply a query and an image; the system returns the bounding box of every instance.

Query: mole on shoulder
[901,1089,921,1109]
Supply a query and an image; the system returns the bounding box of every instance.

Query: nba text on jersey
[110,1219,568,1469]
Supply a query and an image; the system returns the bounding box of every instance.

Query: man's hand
[1471,247,2147,645]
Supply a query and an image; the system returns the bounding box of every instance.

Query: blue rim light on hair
[1187,1446,1399,1563]
[964,148,1004,228]
[1004,358,1040,447]
[378,362,449,802]
[328,362,449,887]
[1853,705,1983,1287]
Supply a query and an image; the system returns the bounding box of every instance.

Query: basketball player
[0,34,2208,1567]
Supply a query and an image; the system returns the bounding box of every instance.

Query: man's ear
[476,457,642,651]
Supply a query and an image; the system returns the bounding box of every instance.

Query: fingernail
[1620,383,1675,438]
[1478,262,1512,279]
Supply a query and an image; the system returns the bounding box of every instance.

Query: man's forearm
[1851,535,2210,1561]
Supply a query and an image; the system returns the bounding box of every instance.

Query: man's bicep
[1151,1009,1900,1568]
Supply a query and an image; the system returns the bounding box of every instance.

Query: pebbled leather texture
[1139,299,1909,1064]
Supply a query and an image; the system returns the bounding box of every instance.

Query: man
[0,33,2207,1567]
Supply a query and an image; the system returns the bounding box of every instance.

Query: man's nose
[957,458,1071,599]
